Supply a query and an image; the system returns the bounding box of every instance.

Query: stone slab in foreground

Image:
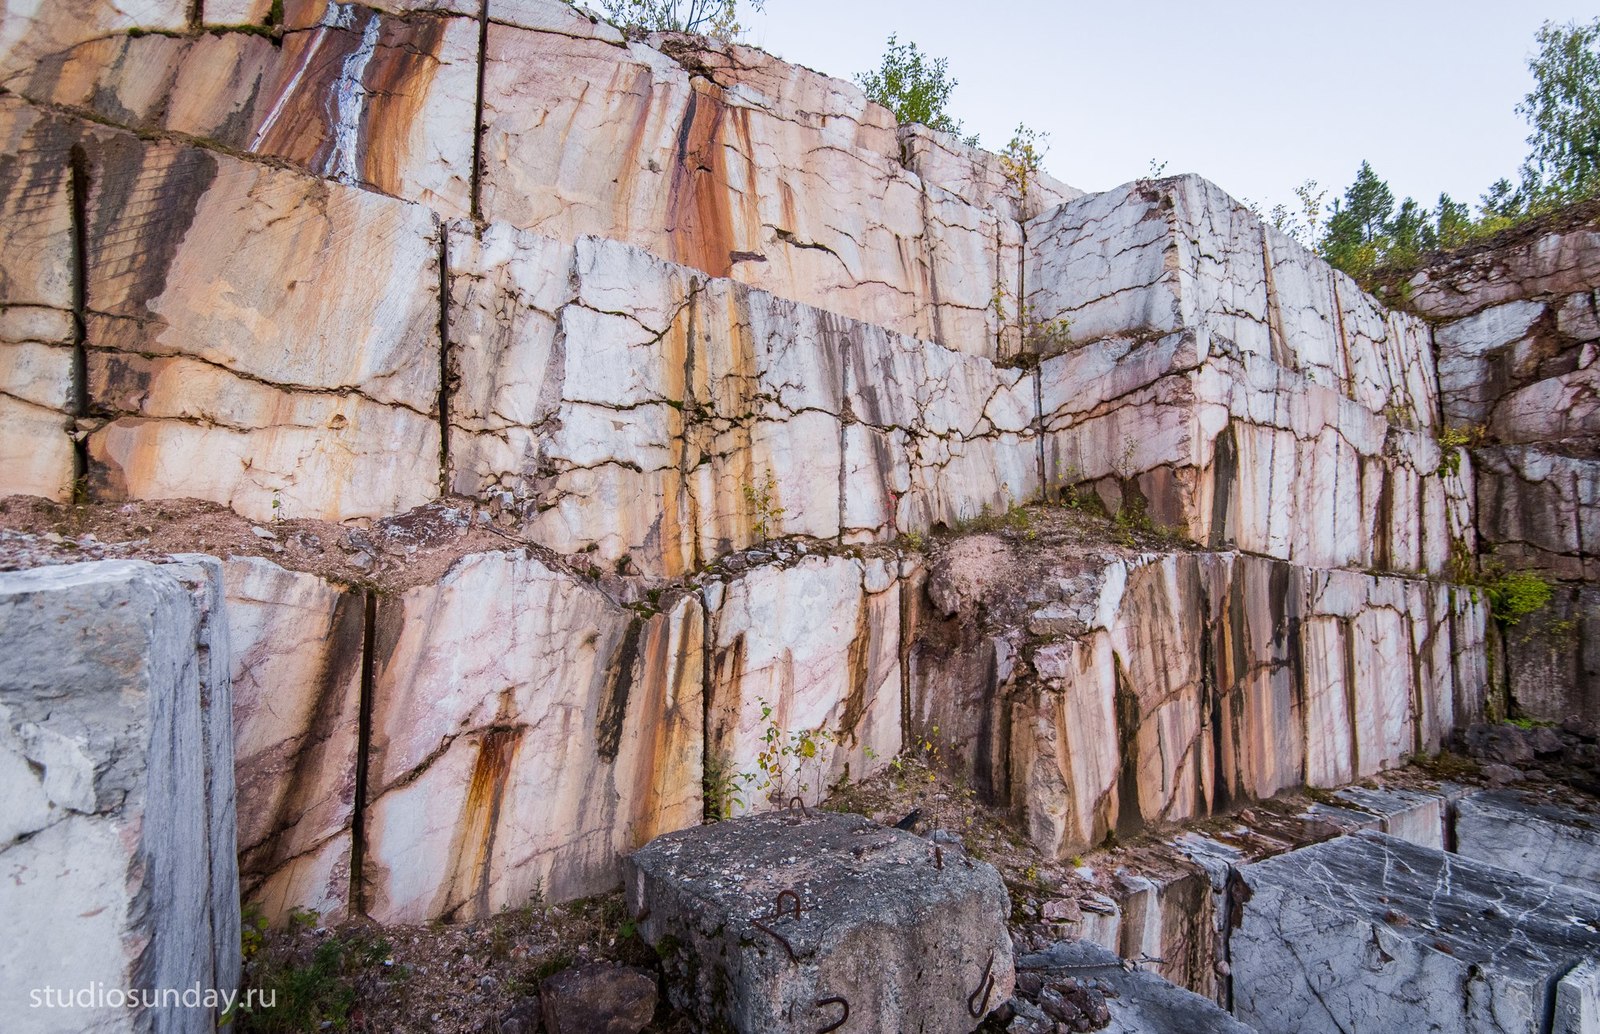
[0,559,239,1032]
[1232,830,1600,1034]
[625,811,1013,1033]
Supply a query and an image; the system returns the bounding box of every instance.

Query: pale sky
[747,1,1597,216]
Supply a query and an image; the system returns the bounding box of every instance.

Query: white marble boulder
[0,559,239,1034]
[625,811,1015,1034]
[1231,830,1600,1034]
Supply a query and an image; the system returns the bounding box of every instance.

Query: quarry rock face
[362,549,705,922]
[0,1,1466,587]
[911,535,1487,859]
[625,811,1015,1034]
[704,553,903,814]
[1027,177,1467,576]
[223,555,365,924]
[1231,830,1600,1034]
[0,559,239,1033]
[1405,218,1600,727]
[0,8,1597,1031]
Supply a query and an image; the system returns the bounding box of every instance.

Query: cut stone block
[1232,830,1600,1034]
[0,559,239,1033]
[1301,786,1447,849]
[1096,865,1220,1001]
[1025,176,1464,577]
[1475,447,1600,582]
[476,17,1022,350]
[704,554,901,814]
[1496,583,1600,729]
[0,0,188,79]
[1556,958,1600,1034]
[923,542,1488,860]
[1018,940,1252,1033]
[80,134,443,522]
[625,811,1014,1034]
[1455,789,1600,899]
[14,4,479,215]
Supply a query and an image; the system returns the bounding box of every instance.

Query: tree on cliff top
[600,0,766,41]
[1320,161,1394,274]
[855,35,973,142]
[1519,17,1600,205]
[1287,17,1600,281]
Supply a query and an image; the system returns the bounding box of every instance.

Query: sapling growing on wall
[742,470,785,542]
[600,0,766,41]
[1000,124,1049,204]
[855,35,974,142]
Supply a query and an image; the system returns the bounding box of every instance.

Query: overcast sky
[747,1,1597,215]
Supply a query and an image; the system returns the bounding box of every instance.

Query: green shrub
[600,0,765,41]
[855,35,969,139]
[1487,571,1554,625]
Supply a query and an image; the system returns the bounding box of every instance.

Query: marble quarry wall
[909,534,1488,861]
[1403,209,1600,729]
[223,541,911,925]
[0,0,1558,939]
[0,0,1468,582]
[1026,178,1471,576]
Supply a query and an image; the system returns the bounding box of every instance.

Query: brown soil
[0,494,568,592]
[237,895,690,1034]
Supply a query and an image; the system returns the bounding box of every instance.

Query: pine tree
[1434,193,1473,249]
[1321,162,1394,275]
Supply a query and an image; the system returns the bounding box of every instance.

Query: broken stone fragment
[1040,898,1083,923]
[540,964,657,1034]
[1017,940,1250,1034]
[1300,785,1448,849]
[625,810,1014,1033]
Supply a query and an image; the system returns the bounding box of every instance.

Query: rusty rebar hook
[966,952,996,1019]
[751,918,798,964]
[815,996,850,1033]
[784,796,811,823]
[775,889,802,919]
